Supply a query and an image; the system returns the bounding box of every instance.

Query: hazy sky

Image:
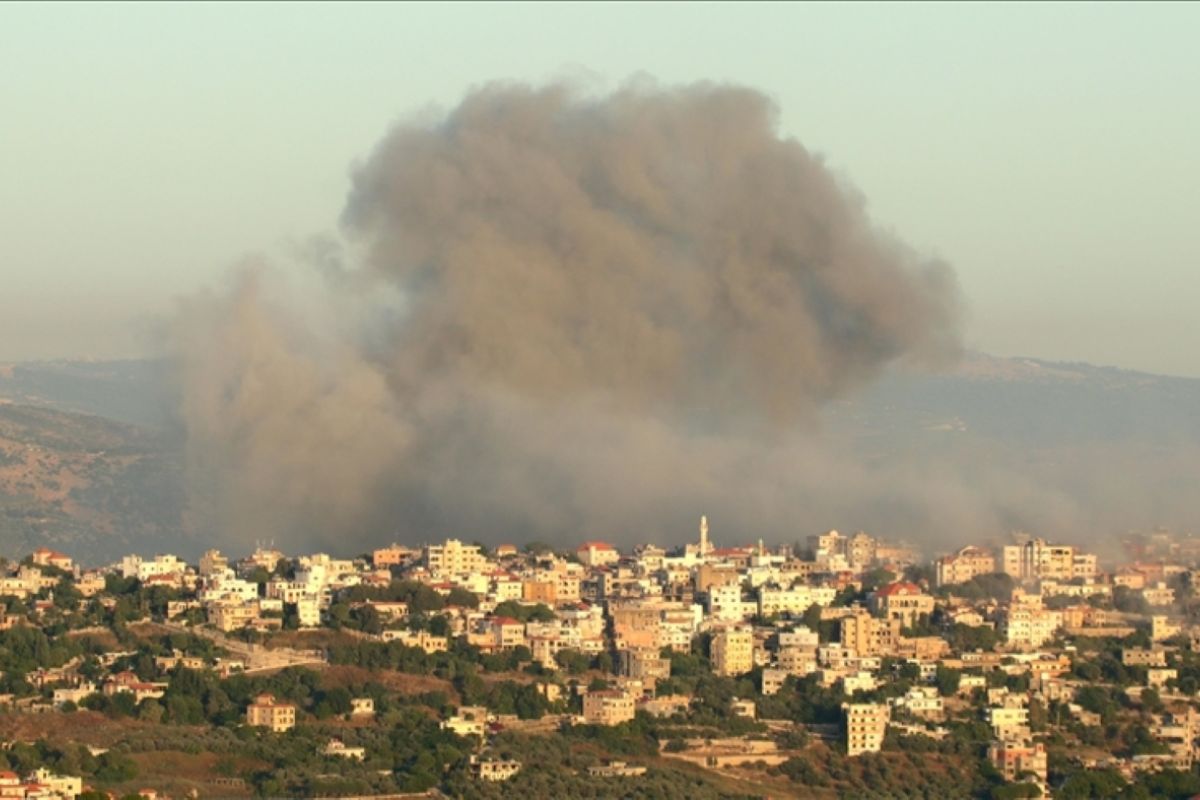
[2,2,1197,376]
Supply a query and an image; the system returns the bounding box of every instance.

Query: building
[246,694,297,732]
[1143,582,1176,607]
[470,755,522,782]
[845,703,890,756]
[762,668,790,696]
[424,539,486,577]
[372,543,415,568]
[30,547,74,573]
[619,648,671,683]
[840,611,902,658]
[208,601,261,632]
[935,546,996,587]
[198,549,229,576]
[1001,603,1062,650]
[588,761,648,778]
[1002,537,1094,582]
[442,706,488,737]
[576,541,620,567]
[582,690,636,726]
[891,686,944,720]
[1123,648,1168,667]
[871,582,935,626]
[988,738,1047,784]
[1151,615,1183,643]
[711,626,754,677]
[322,739,365,760]
[987,706,1030,738]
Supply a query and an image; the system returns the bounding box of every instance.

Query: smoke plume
[172,81,964,551]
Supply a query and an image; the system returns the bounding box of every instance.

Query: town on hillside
[3,522,1200,798]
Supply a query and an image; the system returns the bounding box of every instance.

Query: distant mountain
[841,352,1200,445]
[0,359,173,429]
[0,354,1197,564]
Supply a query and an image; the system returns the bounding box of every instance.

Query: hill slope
[0,401,183,562]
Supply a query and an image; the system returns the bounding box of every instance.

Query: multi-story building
[582,690,636,726]
[1143,582,1176,607]
[208,601,260,632]
[987,738,1047,785]
[424,539,486,577]
[31,547,74,573]
[986,706,1030,738]
[1001,600,1062,650]
[758,584,837,616]
[708,583,754,621]
[762,668,790,695]
[891,686,944,720]
[618,648,671,683]
[1002,537,1094,582]
[372,544,415,569]
[935,546,996,587]
[442,706,488,737]
[246,694,297,732]
[870,582,935,627]
[845,703,890,756]
[198,549,229,577]
[840,610,902,658]
[1151,615,1183,642]
[576,541,620,567]
[711,626,754,677]
[1122,648,1168,667]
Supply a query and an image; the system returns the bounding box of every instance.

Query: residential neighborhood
[3,525,1200,797]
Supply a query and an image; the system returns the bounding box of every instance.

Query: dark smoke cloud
[172,81,964,551]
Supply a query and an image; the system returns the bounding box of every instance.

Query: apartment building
[1002,538,1095,582]
[711,626,754,677]
[758,584,837,616]
[1001,603,1062,650]
[845,703,890,756]
[582,690,636,726]
[619,648,671,682]
[424,539,486,577]
[935,546,996,587]
[840,610,903,658]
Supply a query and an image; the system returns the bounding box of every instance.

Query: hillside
[0,401,184,562]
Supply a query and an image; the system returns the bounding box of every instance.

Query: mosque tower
[700,515,711,556]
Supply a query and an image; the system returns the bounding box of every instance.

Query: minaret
[700,515,710,556]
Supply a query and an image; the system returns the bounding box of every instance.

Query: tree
[446,587,479,609]
[934,666,961,696]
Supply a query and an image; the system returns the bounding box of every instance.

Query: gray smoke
[171,81,965,551]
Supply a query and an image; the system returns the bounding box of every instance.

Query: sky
[1,2,1198,376]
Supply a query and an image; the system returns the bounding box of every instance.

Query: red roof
[578,541,616,551]
[491,616,523,626]
[876,581,923,597]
